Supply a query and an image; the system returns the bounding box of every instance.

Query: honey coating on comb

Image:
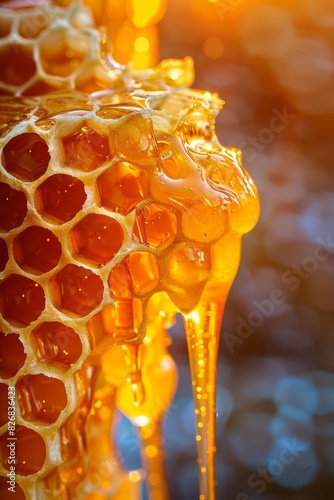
[0,2,259,498]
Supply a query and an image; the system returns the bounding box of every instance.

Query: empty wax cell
[0,43,36,87]
[0,274,45,327]
[35,174,87,223]
[17,374,67,425]
[62,124,111,172]
[13,225,62,274]
[0,426,46,476]
[70,213,124,267]
[0,239,8,271]
[0,477,25,500]
[0,332,26,379]
[0,183,27,231]
[31,322,82,369]
[2,132,50,181]
[49,264,103,317]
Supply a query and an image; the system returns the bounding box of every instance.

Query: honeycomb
[0,1,259,499]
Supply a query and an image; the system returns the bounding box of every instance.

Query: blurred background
[116,0,334,499]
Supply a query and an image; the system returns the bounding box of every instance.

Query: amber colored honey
[0,2,259,499]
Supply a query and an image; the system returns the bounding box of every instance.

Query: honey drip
[0,2,259,499]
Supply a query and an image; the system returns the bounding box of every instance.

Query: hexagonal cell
[17,374,67,425]
[0,275,45,327]
[35,173,87,223]
[112,114,158,165]
[0,425,46,476]
[0,15,12,39]
[97,161,149,215]
[39,27,88,77]
[0,332,26,379]
[62,124,111,172]
[0,476,25,500]
[31,322,82,369]
[128,252,159,295]
[0,384,8,426]
[2,133,50,182]
[0,44,36,87]
[19,11,50,39]
[49,264,103,317]
[71,214,124,267]
[0,182,27,231]
[13,226,62,275]
[108,252,159,298]
[133,202,178,251]
[0,239,8,272]
[87,299,143,350]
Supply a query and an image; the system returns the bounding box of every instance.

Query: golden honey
[0,1,259,499]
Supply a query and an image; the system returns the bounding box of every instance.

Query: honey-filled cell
[39,27,88,77]
[127,252,160,295]
[2,133,50,182]
[17,374,67,425]
[0,426,46,476]
[96,162,149,215]
[0,183,27,231]
[0,274,45,327]
[0,44,36,87]
[31,322,82,369]
[13,226,62,274]
[0,332,26,379]
[35,173,87,223]
[70,213,124,267]
[133,202,177,251]
[0,477,25,500]
[62,124,111,172]
[49,264,104,317]
[0,238,8,271]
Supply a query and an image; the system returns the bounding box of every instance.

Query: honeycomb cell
[0,384,8,426]
[0,477,25,500]
[0,275,45,327]
[2,133,50,182]
[0,239,8,271]
[0,183,27,231]
[0,426,46,475]
[0,332,26,379]
[108,253,152,299]
[0,44,36,87]
[133,202,177,250]
[70,214,124,267]
[97,162,149,215]
[87,299,143,350]
[13,226,62,274]
[127,252,159,295]
[31,322,82,368]
[62,124,111,172]
[35,174,87,223]
[39,28,88,77]
[49,264,103,317]
[17,374,67,425]
[112,114,158,165]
